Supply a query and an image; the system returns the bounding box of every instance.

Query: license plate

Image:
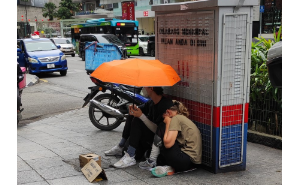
[47,64,55,68]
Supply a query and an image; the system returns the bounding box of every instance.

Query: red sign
[121,1,135,20]
[143,11,148,17]
[121,2,128,20]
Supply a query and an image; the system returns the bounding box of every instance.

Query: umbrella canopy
[90,58,180,87]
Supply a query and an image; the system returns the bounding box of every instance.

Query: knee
[131,117,143,127]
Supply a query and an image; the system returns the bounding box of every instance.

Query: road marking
[39,79,48,82]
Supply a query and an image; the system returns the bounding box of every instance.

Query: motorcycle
[82,76,150,131]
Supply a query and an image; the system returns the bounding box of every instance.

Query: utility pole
[22,0,29,37]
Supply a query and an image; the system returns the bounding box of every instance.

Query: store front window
[262,0,282,34]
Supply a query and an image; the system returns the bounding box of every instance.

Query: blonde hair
[169,100,189,117]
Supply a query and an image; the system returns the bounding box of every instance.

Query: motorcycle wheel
[88,94,123,131]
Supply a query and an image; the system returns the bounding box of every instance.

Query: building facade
[17,0,61,38]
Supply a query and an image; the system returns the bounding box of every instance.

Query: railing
[75,11,97,15]
[248,87,282,137]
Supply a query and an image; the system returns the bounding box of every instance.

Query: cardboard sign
[81,159,107,183]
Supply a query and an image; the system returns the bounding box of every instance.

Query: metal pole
[259,12,262,37]
[25,1,27,37]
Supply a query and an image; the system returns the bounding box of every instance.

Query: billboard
[121,1,135,20]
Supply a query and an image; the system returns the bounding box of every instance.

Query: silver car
[138,35,150,56]
[50,38,75,57]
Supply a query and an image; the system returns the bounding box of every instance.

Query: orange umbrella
[90,58,180,87]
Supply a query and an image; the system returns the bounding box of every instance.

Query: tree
[56,0,80,20]
[42,2,57,21]
[56,7,73,20]
[59,0,79,15]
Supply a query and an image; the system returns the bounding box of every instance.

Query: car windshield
[139,37,149,42]
[24,40,58,52]
[53,39,71,44]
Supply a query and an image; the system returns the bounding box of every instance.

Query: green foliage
[274,25,282,42]
[56,7,73,19]
[55,0,80,20]
[250,26,282,105]
[249,26,282,136]
[42,2,57,21]
[59,0,80,14]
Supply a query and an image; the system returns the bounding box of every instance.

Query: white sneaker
[151,166,175,178]
[104,145,123,156]
[139,158,156,171]
[113,151,136,168]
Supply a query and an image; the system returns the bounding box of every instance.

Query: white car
[50,38,76,57]
[138,35,150,56]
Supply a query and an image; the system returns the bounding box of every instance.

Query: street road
[19,55,154,125]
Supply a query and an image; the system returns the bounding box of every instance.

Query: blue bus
[71,18,139,56]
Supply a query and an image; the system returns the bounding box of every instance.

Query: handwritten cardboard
[81,159,107,183]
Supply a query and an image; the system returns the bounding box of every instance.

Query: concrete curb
[247,130,282,150]
[26,73,39,87]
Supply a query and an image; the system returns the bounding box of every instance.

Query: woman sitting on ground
[151,100,202,178]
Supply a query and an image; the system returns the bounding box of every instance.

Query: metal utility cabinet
[152,0,259,173]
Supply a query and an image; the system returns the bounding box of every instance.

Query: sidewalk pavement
[17,107,282,185]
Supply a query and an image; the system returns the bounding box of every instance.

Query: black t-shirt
[140,96,173,125]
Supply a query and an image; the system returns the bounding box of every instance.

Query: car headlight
[28,57,38,63]
[61,55,66,60]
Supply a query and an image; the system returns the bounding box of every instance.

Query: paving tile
[50,146,91,156]
[18,160,32,172]
[102,169,137,183]
[18,143,47,153]
[17,170,44,184]
[25,156,66,170]
[20,181,49,185]
[143,174,194,185]
[48,175,91,185]
[34,138,70,145]
[18,150,58,160]
[35,165,82,180]
[113,179,149,185]
[42,141,78,150]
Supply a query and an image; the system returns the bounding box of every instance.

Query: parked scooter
[82,76,150,131]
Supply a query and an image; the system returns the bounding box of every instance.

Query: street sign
[143,11,148,17]
[260,5,264,13]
